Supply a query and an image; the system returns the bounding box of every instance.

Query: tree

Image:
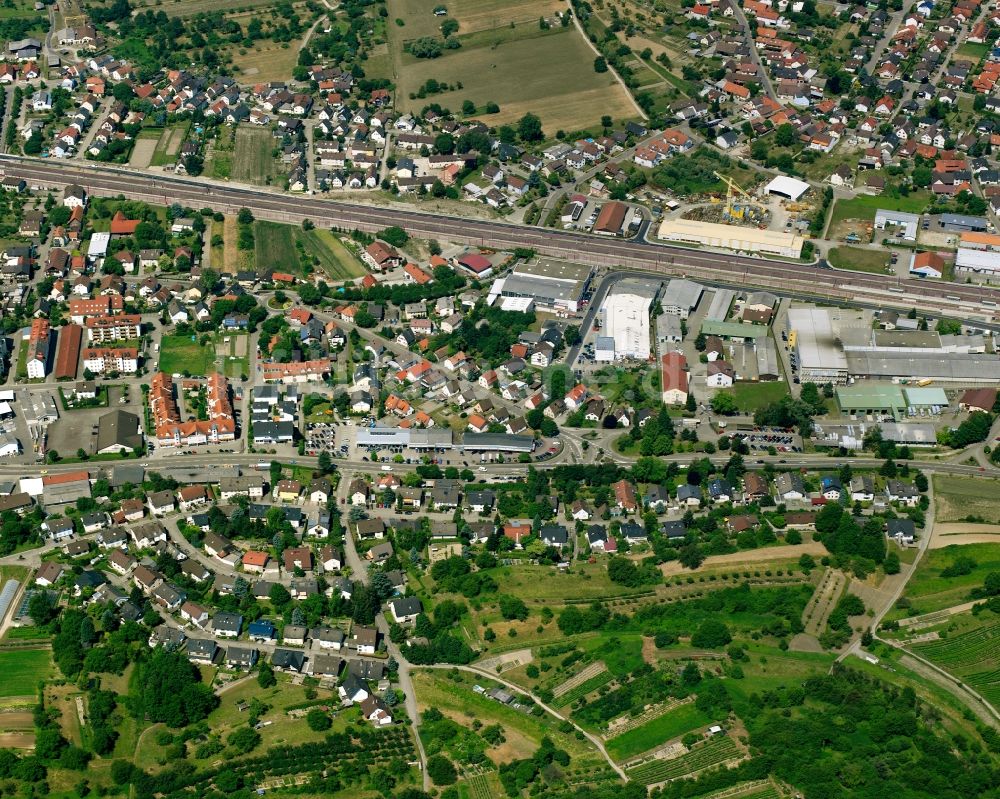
[710,393,738,415]
[306,708,332,731]
[379,226,409,247]
[237,208,254,225]
[257,662,276,688]
[317,449,332,474]
[427,755,458,785]
[498,594,529,621]
[518,113,544,143]
[227,726,261,754]
[775,123,796,147]
[691,619,732,648]
[594,56,608,73]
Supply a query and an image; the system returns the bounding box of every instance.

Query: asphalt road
[4,155,1000,320]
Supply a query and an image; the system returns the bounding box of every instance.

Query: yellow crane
[713,170,756,220]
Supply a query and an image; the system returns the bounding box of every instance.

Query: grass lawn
[389,18,636,131]
[827,245,891,274]
[487,562,653,604]
[231,127,279,186]
[133,0,280,14]
[723,381,789,412]
[217,333,250,379]
[934,476,1000,524]
[4,626,50,641]
[605,702,713,761]
[0,648,52,698]
[829,192,931,229]
[957,42,990,60]
[150,123,190,168]
[158,334,216,376]
[897,542,1000,614]
[15,338,27,380]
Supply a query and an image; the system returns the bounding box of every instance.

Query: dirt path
[802,568,846,637]
[660,542,825,576]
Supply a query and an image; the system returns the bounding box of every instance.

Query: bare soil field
[931,522,1000,548]
[128,136,158,168]
[659,542,825,576]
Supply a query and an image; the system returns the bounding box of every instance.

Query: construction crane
[713,171,757,221]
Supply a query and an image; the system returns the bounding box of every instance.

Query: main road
[4,155,1000,321]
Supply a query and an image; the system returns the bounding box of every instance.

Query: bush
[691,619,732,648]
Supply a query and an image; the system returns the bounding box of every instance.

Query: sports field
[231,127,279,186]
[386,0,637,131]
[158,334,216,376]
[0,648,52,698]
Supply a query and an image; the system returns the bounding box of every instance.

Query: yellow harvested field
[227,40,303,82]
[395,27,637,131]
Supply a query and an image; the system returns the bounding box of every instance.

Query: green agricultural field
[0,648,52,698]
[298,228,366,279]
[934,476,1000,524]
[255,221,297,273]
[896,542,1000,614]
[254,221,367,279]
[231,127,279,186]
[606,702,713,762]
[158,334,216,376]
[827,246,891,274]
[388,9,637,131]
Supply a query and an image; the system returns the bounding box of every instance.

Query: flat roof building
[955,246,1000,274]
[873,209,919,241]
[491,259,593,314]
[902,387,948,408]
[356,427,453,450]
[461,433,535,452]
[836,384,907,419]
[600,282,658,361]
[939,213,988,233]
[656,218,804,258]
[786,307,869,384]
[845,352,1000,383]
[662,279,704,317]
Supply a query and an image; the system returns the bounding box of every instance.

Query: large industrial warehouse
[490,259,593,314]
[598,280,660,361]
[656,218,804,258]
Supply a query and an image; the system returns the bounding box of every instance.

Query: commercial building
[873,209,919,241]
[95,409,143,455]
[704,289,735,322]
[490,259,593,314]
[955,246,1000,274]
[461,433,535,452]
[764,175,810,201]
[939,213,988,233]
[661,279,704,317]
[593,201,628,235]
[53,323,83,380]
[844,352,1000,383]
[786,307,863,384]
[600,281,658,361]
[356,427,453,451]
[656,218,804,258]
[836,385,908,419]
